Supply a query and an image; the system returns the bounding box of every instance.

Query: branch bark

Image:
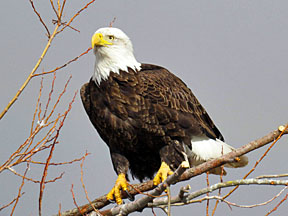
[148,179,288,208]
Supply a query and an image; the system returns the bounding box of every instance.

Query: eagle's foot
[106,173,129,205]
[153,162,174,186]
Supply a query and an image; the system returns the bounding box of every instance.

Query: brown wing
[80,83,91,117]
[136,64,224,141]
[80,78,138,147]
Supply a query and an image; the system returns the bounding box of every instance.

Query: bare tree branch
[265,191,288,216]
[29,0,51,38]
[148,179,288,208]
[57,124,288,216]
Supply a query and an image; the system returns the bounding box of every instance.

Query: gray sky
[1,0,288,215]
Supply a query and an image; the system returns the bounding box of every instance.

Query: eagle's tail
[187,137,248,175]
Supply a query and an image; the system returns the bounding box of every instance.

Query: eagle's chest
[91,103,166,156]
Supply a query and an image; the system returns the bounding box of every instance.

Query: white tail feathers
[186,137,248,175]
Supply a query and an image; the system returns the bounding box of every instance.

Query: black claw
[125,189,135,201]
[108,199,116,203]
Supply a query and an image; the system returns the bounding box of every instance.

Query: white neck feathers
[92,46,141,85]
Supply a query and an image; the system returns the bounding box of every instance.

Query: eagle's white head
[91,27,141,85]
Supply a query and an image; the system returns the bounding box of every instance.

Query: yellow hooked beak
[91,33,112,48]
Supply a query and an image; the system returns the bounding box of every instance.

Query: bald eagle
[80,27,248,204]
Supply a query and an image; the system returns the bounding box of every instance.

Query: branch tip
[278,125,285,132]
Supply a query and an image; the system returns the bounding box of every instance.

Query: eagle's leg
[106,173,128,204]
[153,145,174,185]
[153,161,174,185]
[107,152,131,204]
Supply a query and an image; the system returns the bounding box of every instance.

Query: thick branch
[57,125,288,216]
[148,178,288,208]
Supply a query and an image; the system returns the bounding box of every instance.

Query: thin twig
[50,0,59,18]
[109,17,116,27]
[30,153,90,166]
[265,191,288,216]
[8,167,64,184]
[59,203,62,216]
[29,0,50,38]
[45,75,72,122]
[80,153,103,215]
[31,78,43,135]
[206,172,210,216]
[223,187,287,208]
[0,192,25,211]
[212,166,225,216]
[42,72,56,120]
[59,0,67,19]
[32,48,92,77]
[71,184,84,216]
[10,163,30,215]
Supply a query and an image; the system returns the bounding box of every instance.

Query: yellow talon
[153,162,173,186]
[106,173,128,204]
[181,161,190,168]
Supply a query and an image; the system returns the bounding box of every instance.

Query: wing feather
[137,64,224,141]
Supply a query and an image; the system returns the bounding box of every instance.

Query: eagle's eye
[108,35,115,40]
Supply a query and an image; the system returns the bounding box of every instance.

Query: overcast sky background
[1,1,288,215]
